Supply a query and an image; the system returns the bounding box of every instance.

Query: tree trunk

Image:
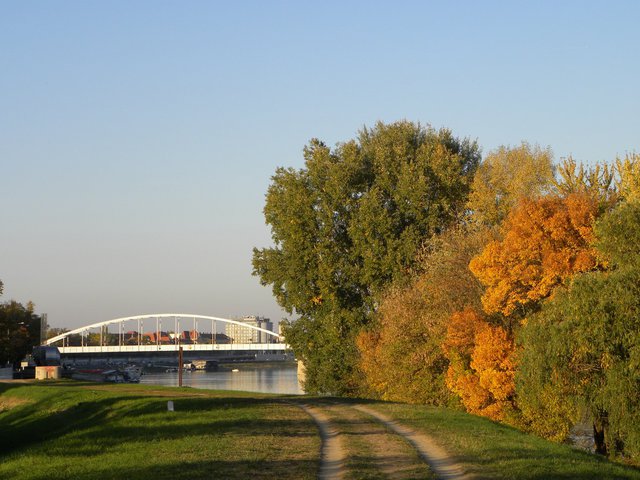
[593,419,608,456]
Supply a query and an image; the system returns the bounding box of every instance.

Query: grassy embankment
[1,381,640,479]
[0,381,318,480]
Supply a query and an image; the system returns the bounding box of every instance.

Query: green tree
[253,121,480,394]
[0,300,42,366]
[517,201,640,458]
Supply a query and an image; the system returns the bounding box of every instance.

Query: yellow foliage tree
[554,156,616,205]
[615,153,640,203]
[443,308,516,421]
[466,143,555,226]
[469,193,603,317]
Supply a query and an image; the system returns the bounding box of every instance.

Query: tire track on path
[353,404,471,480]
[321,401,432,479]
[297,403,346,480]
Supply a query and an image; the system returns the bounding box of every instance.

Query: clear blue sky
[1,1,638,330]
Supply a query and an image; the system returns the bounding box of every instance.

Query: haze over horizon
[2,1,638,330]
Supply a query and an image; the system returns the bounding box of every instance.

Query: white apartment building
[225,316,274,344]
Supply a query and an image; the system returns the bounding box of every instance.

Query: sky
[1,1,639,330]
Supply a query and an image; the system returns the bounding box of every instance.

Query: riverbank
[1,381,639,479]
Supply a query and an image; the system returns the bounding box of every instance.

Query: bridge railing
[58,343,289,354]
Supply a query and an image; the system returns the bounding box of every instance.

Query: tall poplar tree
[253,121,480,394]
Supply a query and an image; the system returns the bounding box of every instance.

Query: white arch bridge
[45,313,289,356]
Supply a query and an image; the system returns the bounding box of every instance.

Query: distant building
[197,332,232,344]
[225,316,274,344]
[141,331,231,345]
[143,331,172,344]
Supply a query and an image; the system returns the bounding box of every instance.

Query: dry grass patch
[0,395,31,412]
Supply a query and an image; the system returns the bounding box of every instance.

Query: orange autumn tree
[469,193,603,317]
[445,192,603,422]
[443,308,517,421]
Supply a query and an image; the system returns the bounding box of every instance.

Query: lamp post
[178,346,183,387]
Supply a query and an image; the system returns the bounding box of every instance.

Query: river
[139,362,304,395]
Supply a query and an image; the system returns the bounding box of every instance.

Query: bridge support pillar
[297,360,306,392]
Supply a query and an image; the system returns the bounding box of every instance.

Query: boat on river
[71,365,142,383]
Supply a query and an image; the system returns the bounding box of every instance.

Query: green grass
[2,382,640,480]
[372,402,640,480]
[0,381,318,480]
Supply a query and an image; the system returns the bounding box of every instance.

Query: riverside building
[225,316,274,344]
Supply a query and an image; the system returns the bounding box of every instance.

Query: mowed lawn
[0,381,319,480]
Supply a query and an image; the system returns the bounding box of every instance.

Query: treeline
[0,281,43,367]
[253,121,640,460]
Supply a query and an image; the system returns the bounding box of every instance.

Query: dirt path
[298,403,346,480]
[297,401,470,480]
[321,402,432,479]
[354,404,469,480]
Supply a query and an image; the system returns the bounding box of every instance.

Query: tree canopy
[0,299,42,366]
[253,121,480,394]
[615,153,640,203]
[357,225,491,404]
[469,193,602,317]
[517,201,640,457]
[443,307,517,422]
[466,143,555,227]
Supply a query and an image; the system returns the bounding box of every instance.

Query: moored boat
[71,365,142,383]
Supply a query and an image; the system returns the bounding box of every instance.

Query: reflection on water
[139,363,304,395]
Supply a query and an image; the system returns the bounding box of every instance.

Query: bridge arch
[44,313,282,346]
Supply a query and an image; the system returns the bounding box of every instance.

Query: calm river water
[139,362,304,395]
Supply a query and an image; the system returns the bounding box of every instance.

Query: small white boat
[231,368,239,373]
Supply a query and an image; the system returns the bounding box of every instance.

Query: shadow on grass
[46,416,317,458]
[453,444,639,480]
[0,383,309,457]
[3,458,318,480]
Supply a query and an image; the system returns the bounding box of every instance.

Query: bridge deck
[58,343,289,354]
